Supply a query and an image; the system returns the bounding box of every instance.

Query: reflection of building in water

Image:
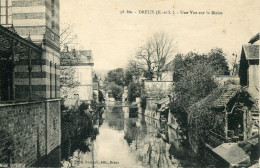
[123,108,201,167]
[106,107,125,131]
[128,115,175,167]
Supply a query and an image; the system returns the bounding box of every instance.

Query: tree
[105,68,125,87]
[107,83,123,101]
[133,32,176,81]
[207,48,230,75]
[127,82,141,102]
[59,22,80,99]
[170,49,230,130]
[229,52,239,76]
[124,58,143,84]
[60,21,78,46]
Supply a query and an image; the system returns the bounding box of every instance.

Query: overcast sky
[60,0,260,71]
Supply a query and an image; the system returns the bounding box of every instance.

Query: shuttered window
[0,0,12,25]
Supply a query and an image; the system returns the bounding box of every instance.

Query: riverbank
[32,101,104,167]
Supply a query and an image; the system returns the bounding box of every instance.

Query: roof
[212,143,250,166]
[248,33,260,44]
[212,86,240,108]
[79,50,92,57]
[60,49,93,66]
[0,25,42,53]
[93,74,99,82]
[242,45,259,60]
[156,97,169,105]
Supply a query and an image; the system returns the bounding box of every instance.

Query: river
[34,105,204,168]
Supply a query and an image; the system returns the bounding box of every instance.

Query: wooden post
[50,61,52,98]
[225,110,228,140]
[12,39,15,100]
[7,78,10,101]
[55,63,57,98]
[6,0,8,24]
[28,47,32,100]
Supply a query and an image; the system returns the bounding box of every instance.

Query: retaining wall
[0,99,60,167]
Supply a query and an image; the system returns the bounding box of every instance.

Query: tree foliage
[170,48,230,131]
[105,68,125,87]
[127,82,141,103]
[173,48,229,109]
[60,21,78,46]
[60,51,81,98]
[207,48,230,75]
[132,32,176,81]
[124,59,143,84]
[107,82,123,101]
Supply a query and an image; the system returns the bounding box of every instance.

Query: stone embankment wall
[0,99,60,167]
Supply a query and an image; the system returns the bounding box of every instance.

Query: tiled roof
[212,143,250,166]
[156,97,169,105]
[242,45,259,60]
[212,86,240,108]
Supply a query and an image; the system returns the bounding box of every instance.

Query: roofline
[248,33,260,44]
[60,63,94,66]
[242,44,259,60]
[0,25,42,51]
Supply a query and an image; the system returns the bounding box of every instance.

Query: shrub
[127,82,141,103]
[108,83,123,101]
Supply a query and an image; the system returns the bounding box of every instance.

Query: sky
[60,0,260,71]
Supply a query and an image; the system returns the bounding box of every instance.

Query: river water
[34,105,204,167]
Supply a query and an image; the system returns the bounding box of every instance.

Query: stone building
[0,0,61,166]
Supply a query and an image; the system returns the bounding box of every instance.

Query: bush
[108,83,123,101]
[127,82,141,103]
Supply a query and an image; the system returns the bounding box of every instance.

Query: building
[0,0,61,166]
[60,46,94,103]
[93,73,100,102]
[192,34,260,168]
[239,33,259,99]
[1,0,60,99]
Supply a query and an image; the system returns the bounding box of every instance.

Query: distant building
[239,33,259,98]
[60,46,94,103]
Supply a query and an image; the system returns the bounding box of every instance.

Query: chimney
[63,45,69,52]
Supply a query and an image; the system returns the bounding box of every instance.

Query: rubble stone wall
[0,99,60,167]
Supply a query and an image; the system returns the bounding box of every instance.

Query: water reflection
[34,105,203,167]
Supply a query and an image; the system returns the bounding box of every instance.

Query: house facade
[60,47,94,103]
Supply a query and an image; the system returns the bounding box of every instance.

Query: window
[51,9,55,17]
[51,0,54,8]
[51,0,55,17]
[0,0,12,25]
[51,21,55,29]
[0,53,14,101]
